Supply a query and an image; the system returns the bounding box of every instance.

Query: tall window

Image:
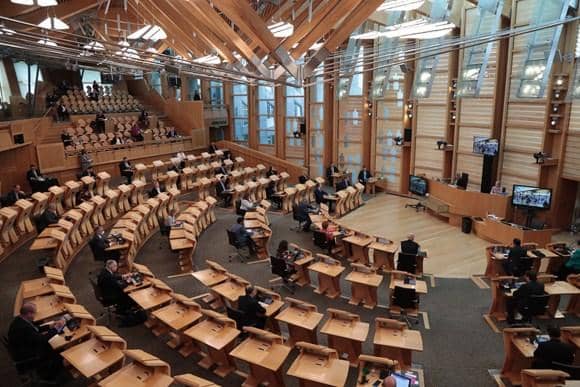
[309,71,325,177]
[258,82,275,146]
[209,81,224,105]
[285,78,305,165]
[232,83,249,143]
[187,77,200,100]
[150,71,162,95]
[0,61,12,104]
[13,61,43,97]
[81,69,101,94]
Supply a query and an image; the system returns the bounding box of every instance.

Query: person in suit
[97,259,133,310]
[215,164,228,176]
[110,133,124,145]
[95,111,106,133]
[208,142,218,154]
[335,176,350,192]
[358,166,373,186]
[7,302,66,381]
[506,271,546,324]
[265,166,277,177]
[81,166,97,178]
[6,184,26,205]
[533,326,575,369]
[149,180,165,198]
[401,233,420,255]
[89,226,112,261]
[61,129,72,147]
[504,238,528,276]
[166,127,177,138]
[238,286,266,329]
[36,204,59,232]
[294,200,315,231]
[314,183,327,205]
[326,163,339,183]
[119,156,134,184]
[216,175,233,207]
[229,217,255,260]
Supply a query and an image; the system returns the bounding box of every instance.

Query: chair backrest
[226,306,246,330]
[313,230,328,248]
[525,294,550,316]
[235,199,244,215]
[552,362,580,379]
[392,286,418,309]
[397,253,417,274]
[270,256,289,278]
[292,204,302,222]
[227,229,241,248]
[89,274,107,305]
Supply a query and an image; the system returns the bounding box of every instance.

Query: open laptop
[392,373,412,387]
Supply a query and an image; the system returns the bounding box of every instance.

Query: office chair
[397,253,417,274]
[520,294,550,325]
[291,204,305,231]
[270,256,296,294]
[89,274,117,326]
[513,258,534,277]
[313,230,329,249]
[1,335,43,386]
[226,229,246,263]
[552,362,580,379]
[226,306,247,332]
[235,199,245,216]
[391,285,420,328]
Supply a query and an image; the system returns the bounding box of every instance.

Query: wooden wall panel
[501,152,539,187]
[514,0,535,26]
[459,99,494,127]
[427,71,450,101]
[504,127,544,153]
[506,103,546,128]
[414,137,444,176]
[0,144,36,194]
[562,134,580,181]
[416,105,447,138]
[456,154,484,191]
[374,99,403,192]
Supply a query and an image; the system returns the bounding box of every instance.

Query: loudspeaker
[13,133,24,144]
[404,128,412,142]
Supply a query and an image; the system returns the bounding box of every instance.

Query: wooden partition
[0,143,37,194]
[563,101,580,181]
[218,140,307,184]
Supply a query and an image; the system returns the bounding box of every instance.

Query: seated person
[61,129,72,147]
[79,149,93,174]
[294,200,315,231]
[238,286,266,329]
[95,111,106,133]
[216,175,233,207]
[81,166,97,178]
[490,180,504,195]
[265,166,277,177]
[382,377,397,387]
[27,164,45,184]
[320,220,338,254]
[335,176,350,192]
[240,193,257,213]
[298,175,309,184]
[559,240,580,280]
[229,217,255,260]
[358,166,372,186]
[276,240,296,273]
[37,204,59,232]
[503,238,528,276]
[118,156,133,184]
[326,163,339,183]
[166,127,177,138]
[89,226,119,262]
[456,172,469,190]
[314,183,327,205]
[532,326,575,369]
[401,233,420,255]
[7,302,67,382]
[215,164,228,176]
[208,142,218,154]
[164,209,182,230]
[97,259,134,311]
[130,122,144,142]
[110,134,124,145]
[149,180,165,198]
[506,270,546,324]
[6,184,27,205]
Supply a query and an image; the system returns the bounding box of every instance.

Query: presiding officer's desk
[473,217,554,247]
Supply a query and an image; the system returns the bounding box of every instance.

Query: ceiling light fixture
[11,0,58,6]
[37,16,69,30]
[268,21,294,38]
[82,41,105,51]
[37,38,57,46]
[118,39,130,47]
[127,24,167,41]
[193,54,221,65]
[115,47,140,60]
[377,0,425,12]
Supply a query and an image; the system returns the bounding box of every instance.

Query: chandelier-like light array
[37,38,57,46]
[193,54,221,65]
[11,0,57,6]
[127,25,167,41]
[82,41,105,51]
[37,16,69,30]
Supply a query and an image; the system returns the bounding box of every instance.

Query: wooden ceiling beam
[186,0,271,77]
[290,0,360,60]
[211,0,299,79]
[17,0,99,26]
[303,0,385,77]
[281,0,332,52]
[0,3,39,18]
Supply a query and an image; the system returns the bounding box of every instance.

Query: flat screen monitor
[392,373,412,387]
[473,136,499,156]
[512,185,552,210]
[409,175,428,196]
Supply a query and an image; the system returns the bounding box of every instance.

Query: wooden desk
[174,373,220,386]
[289,244,315,287]
[345,263,383,309]
[561,326,580,365]
[275,297,323,346]
[128,278,173,311]
[320,308,369,366]
[61,326,126,379]
[521,369,570,387]
[545,280,580,317]
[389,279,428,294]
[192,261,229,287]
[254,286,284,333]
[229,327,291,386]
[308,254,345,299]
[342,235,374,264]
[287,341,350,387]
[210,274,249,309]
[183,310,240,377]
[373,318,423,370]
[501,327,540,385]
[98,349,173,387]
[23,284,76,322]
[14,266,65,303]
[151,293,203,353]
[48,303,96,351]
[369,241,398,271]
[473,217,553,247]
[488,276,517,321]
[356,355,399,386]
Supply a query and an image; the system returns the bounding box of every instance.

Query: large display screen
[512,185,552,209]
[409,175,428,196]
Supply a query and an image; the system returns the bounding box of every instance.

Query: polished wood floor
[339,195,492,278]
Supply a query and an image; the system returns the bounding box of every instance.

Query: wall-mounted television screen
[512,185,552,210]
[409,175,428,196]
[473,136,499,156]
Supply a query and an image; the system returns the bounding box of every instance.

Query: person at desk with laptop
[238,286,267,329]
[7,302,67,383]
[240,192,257,214]
[506,270,545,324]
[503,238,529,277]
[532,326,575,370]
[229,217,256,260]
[89,226,120,262]
[97,259,135,312]
[558,240,580,280]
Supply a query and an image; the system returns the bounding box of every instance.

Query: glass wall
[150,71,162,95]
[0,61,12,104]
[186,77,201,100]
[258,82,276,149]
[285,77,305,165]
[13,61,43,97]
[309,71,325,177]
[232,83,249,144]
[209,81,224,105]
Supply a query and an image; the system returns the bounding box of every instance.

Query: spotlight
[436,140,448,150]
[550,119,557,126]
[533,152,545,164]
[407,112,413,118]
[394,136,404,146]
[556,78,564,86]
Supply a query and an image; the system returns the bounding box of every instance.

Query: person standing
[119,156,134,184]
[79,149,93,174]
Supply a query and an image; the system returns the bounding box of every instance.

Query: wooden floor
[339,194,491,278]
